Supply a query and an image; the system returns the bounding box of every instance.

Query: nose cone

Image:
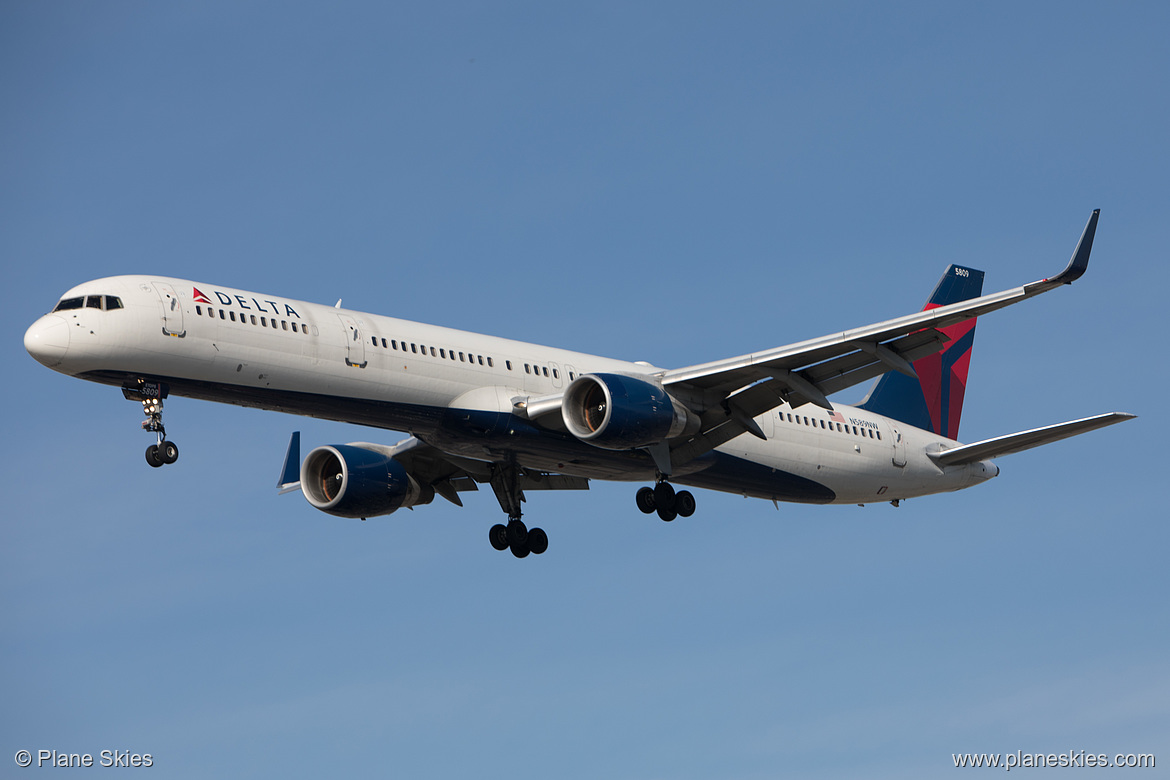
[25,315,70,368]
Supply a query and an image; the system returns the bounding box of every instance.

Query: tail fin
[857,265,984,439]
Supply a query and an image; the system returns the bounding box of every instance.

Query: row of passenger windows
[781,412,881,440]
[54,295,124,312]
[196,305,310,335]
[369,335,494,367]
[366,334,577,380]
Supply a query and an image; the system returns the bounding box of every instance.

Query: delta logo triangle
[192,287,211,304]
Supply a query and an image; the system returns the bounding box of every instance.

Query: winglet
[277,431,301,493]
[1047,209,1100,285]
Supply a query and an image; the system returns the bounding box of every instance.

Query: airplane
[24,210,1133,558]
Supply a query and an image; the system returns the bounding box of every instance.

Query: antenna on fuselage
[334,299,342,308]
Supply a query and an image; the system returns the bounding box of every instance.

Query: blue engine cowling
[562,373,699,450]
[300,445,432,518]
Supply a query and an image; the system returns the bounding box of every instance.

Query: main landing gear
[123,380,178,468]
[486,459,548,558]
[636,480,696,522]
[488,517,549,559]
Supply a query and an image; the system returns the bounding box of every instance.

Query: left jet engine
[562,373,700,450]
[300,445,432,518]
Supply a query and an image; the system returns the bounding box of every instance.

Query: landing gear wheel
[159,440,179,464]
[653,481,676,507]
[145,444,164,468]
[653,481,677,521]
[636,486,656,514]
[489,524,509,551]
[510,541,531,559]
[527,527,549,555]
[675,490,696,518]
[506,518,528,547]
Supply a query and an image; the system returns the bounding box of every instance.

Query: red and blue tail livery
[858,264,983,440]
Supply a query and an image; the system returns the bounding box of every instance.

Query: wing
[382,437,589,511]
[277,432,587,510]
[517,211,1101,466]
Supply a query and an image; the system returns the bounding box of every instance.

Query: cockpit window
[54,297,84,311]
[53,295,124,312]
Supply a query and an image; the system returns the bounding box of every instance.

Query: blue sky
[2,2,1166,777]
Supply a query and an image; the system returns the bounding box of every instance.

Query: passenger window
[196,306,202,316]
[250,315,257,325]
[430,347,436,357]
[282,321,288,331]
[104,296,123,310]
[411,344,417,354]
[542,366,548,377]
[292,322,298,332]
[487,357,493,367]
[219,310,225,319]
[552,368,558,379]
[459,352,465,362]
[478,356,484,366]
[525,364,531,374]
[371,336,377,346]
[506,360,513,370]
[876,431,881,440]
[440,348,446,358]
[230,311,236,322]
[391,340,397,350]
[260,317,266,326]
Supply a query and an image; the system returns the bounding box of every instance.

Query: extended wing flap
[519,473,590,491]
[928,411,1135,467]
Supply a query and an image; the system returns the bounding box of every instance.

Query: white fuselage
[25,275,997,505]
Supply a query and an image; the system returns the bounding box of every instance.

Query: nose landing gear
[123,380,179,468]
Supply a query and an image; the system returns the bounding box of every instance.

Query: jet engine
[300,444,432,518]
[562,373,699,450]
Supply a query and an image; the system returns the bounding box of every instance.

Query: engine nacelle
[300,445,432,518]
[562,373,699,450]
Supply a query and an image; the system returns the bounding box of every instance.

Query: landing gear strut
[123,380,178,468]
[636,480,695,522]
[487,459,548,558]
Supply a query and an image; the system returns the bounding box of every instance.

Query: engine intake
[562,373,699,450]
[300,445,431,518]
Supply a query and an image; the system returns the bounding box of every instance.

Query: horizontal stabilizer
[929,412,1135,467]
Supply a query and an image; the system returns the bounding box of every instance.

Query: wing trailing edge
[928,411,1135,467]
